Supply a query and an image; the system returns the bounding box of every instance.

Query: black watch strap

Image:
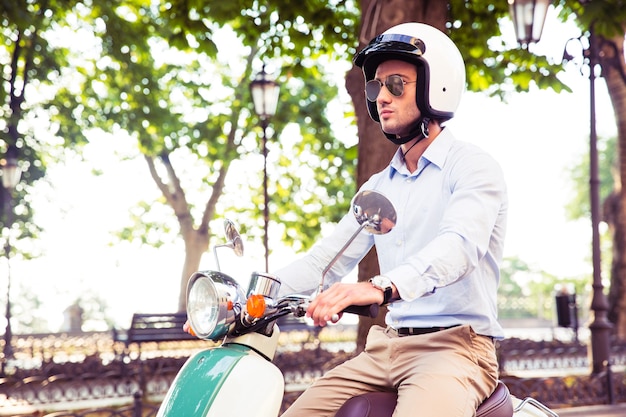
[381,286,392,305]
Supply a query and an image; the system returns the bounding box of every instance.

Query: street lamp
[250,65,280,273]
[508,0,551,47]
[563,30,614,375]
[2,145,21,361]
[509,0,615,374]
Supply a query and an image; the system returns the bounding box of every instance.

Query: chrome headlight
[186,271,246,341]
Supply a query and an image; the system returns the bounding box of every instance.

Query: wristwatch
[369,275,393,305]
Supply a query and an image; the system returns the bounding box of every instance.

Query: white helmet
[354,23,466,139]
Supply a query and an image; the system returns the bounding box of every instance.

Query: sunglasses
[365,75,417,102]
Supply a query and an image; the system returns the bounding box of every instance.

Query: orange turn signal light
[246,294,266,318]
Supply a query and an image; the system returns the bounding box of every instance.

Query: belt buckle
[386,326,402,337]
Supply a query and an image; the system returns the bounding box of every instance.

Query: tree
[62,0,364,311]
[1,1,361,326]
[2,0,101,339]
[1,1,79,257]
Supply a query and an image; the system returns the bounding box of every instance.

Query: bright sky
[4,8,620,332]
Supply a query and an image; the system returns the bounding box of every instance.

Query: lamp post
[568,29,613,375]
[250,66,280,272]
[2,145,21,361]
[509,0,614,374]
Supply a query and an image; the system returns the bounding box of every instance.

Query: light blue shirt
[275,128,508,338]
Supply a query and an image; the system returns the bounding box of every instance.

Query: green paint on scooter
[157,344,251,416]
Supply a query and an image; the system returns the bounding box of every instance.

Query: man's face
[372,60,420,137]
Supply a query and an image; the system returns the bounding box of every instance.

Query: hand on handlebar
[307,281,383,327]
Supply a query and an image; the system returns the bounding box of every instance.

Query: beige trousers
[281,324,499,417]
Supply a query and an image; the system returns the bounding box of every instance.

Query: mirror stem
[318,222,369,294]
[213,247,222,272]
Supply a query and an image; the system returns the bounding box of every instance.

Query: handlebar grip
[343,303,379,318]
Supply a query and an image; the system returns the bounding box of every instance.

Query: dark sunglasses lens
[365,76,406,101]
[365,80,382,101]
[386,75,405,96]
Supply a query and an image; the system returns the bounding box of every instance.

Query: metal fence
[40,392,160,417]
[1,331,625,416]
[497,336,626,374]
[503,368,626,409]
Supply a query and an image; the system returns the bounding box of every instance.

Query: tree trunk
[604,32,626,340]
[144,154,214,312]
[178,230,210,311]
[347,0,450,351]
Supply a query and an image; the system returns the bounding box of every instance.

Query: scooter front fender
[157,344,284,417]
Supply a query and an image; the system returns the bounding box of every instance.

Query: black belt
[395,325,459,336]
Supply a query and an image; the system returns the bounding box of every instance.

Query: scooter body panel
[206,352,284,417]
[157,343,284,417]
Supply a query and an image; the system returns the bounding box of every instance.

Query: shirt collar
[389,128,454,178]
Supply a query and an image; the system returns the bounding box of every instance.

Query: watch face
[371,276,392,305]
[373,276,391,288]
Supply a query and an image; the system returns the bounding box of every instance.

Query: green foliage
[449,0,570,98]
[498,257,539,319]
[498,256,590,320]
[0,0,79,246]
[63,0,362,251]
[11,283,49,333]
[270,71,357,248]
[558,0,626,39]
[3,0,602,257]
[499,257,529,298]
[563,135,616,287]
[116,200,176,248]
[76,291,116,331]
[565,135,617,220]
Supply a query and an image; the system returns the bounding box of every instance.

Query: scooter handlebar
[342,303,379,318]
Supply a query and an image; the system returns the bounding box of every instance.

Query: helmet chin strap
[383,117,430,145]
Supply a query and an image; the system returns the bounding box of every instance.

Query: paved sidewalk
[554,403,626,416]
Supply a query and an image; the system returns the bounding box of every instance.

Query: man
[276,22,508,417]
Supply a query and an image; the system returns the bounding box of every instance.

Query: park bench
[112,312,196,357]
[111,312,320,362]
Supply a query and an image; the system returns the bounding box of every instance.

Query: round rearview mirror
[352,190,397,235]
